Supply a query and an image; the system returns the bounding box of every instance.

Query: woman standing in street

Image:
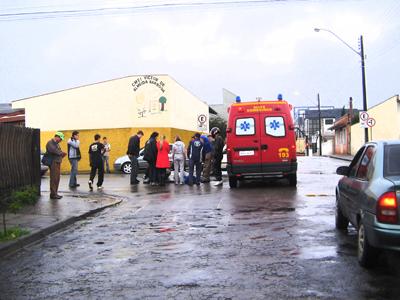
[143,131,159,185]
[172,135,186,185]
[156,135,170,186]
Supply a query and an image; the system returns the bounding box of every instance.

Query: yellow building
[351,95,400,154]
[12,75,209,172]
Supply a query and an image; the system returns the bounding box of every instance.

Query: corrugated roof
[304,108,359,120]
[0,103,24,115]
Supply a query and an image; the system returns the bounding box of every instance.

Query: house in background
[329,113,356,155]
[295,107,358,154]
[209,88,238,121]
[350,94,400,155]
[0,103,25,126]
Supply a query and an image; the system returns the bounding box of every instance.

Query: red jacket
[156,140,170,168]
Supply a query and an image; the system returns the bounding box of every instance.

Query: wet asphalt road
[1,156,400,300]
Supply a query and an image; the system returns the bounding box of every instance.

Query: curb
[0,198,122,258]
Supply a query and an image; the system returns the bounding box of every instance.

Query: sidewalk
[327,154,354,162]
[0,187,122,258]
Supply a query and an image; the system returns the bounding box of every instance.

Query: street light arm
[314,28,361,57]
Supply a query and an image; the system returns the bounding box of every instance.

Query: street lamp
[314,27,368,143]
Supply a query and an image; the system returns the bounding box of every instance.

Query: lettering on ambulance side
[278,148,289,160]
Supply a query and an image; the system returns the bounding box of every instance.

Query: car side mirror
[336,166,350,176]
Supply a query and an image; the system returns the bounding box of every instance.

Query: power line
[0,0,298,21]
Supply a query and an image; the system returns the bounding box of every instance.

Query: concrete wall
[322,139,334,155]
[351,95,400,155]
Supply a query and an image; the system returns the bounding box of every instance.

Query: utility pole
[360,35,369,143]
[318,93,322,156]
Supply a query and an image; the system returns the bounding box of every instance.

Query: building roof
[0,103,24,115]
[304,108,359,120]
[0,104,25,123]
[328,114,350,130]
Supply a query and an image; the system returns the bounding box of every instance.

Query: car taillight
[227,148,232,162]
[377,192,398,224]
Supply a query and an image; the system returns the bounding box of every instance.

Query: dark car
[40,153,49,176]
[335,141,400,267]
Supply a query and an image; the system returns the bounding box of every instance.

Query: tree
[209,115,227,140]
[159,96,167,111]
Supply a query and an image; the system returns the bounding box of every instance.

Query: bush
[0,227,30,242]
[0,185,39,235]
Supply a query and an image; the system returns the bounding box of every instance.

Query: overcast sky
[0,0,399,110]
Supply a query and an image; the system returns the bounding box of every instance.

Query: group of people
[45,131,111,199]
[44,127,224,199]
[127,127,224,187]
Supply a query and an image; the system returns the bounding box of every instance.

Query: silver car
[114,146,226,174]
[336,141,400,268]
[114,148,153,174]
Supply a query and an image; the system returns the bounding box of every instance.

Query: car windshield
[384,144,400,177]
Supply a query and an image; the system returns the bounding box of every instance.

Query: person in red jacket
[156,135,170,186]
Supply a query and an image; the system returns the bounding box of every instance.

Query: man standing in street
[67,130,81,188]
[102,136,111,173]
[46,132,67,199]
[187,133,203,186]
[200,134,212,183]
[210,127,225,186]
[88,134,105,191]
[127,130,144,184]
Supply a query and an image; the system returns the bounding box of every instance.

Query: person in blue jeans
[67,130,81,188]
[187,133,203,186]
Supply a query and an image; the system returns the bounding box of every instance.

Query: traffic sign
[367,118,376,127]
[360,111,371,128]
[197,114,208,131]
[359,111,369,121]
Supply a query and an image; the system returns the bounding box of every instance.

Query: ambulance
[226,95,297,188]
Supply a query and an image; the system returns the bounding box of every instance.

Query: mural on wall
[132,75,167,118]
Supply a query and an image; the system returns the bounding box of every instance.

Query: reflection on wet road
[1,157,400,299]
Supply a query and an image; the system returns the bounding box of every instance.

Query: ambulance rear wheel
[229,176,238,188]
[288,173,297,186]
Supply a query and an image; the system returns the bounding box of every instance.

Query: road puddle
[298,245,337,260]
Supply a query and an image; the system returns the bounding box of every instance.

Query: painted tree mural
[159,96,167,111]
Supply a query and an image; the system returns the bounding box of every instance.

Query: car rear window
[265,116,285,137]
[384,145,400,176]
[235,117,255,136]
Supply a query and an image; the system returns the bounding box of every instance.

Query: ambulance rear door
[231,113,262,174]
[260,113,291,172]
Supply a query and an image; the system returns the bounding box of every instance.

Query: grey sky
[0,0,399,110]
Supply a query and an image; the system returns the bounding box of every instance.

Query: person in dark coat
[187,133,204,186]
[127,130,144,184]
[88,134,105,191]
[211,127,225,186]
[46,132,67,199]
[143,131,159,185]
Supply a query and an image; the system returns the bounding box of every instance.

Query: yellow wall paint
[351,95,400,155]
[42,127,198,173]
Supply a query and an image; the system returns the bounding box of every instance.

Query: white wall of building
[12,75,209,132]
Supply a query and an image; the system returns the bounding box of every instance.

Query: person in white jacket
[67,130,81,188]
[172,135,186,185]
